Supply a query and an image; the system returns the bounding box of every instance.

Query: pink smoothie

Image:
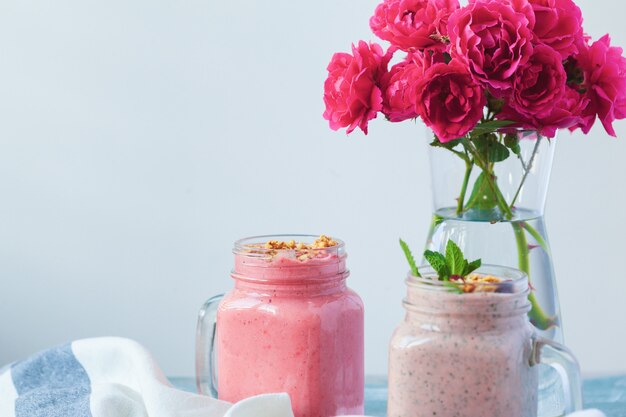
[388,278,537,417]
[217,250,364,417]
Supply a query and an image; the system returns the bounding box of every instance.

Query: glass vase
[424,130,575,416]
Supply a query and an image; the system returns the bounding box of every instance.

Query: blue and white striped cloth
[0,337,607,417]
[0,337,293,417]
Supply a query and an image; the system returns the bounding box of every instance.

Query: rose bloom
[498,44,586,137]
[575,35,626,137]
[370,0,459,52]
[529,0,584,59]
[323,41,390,134]
[501,88,587,138]
[381,50,447,122]
[414,60,486,142]
[509,45,567,115]
[448,0,535,96]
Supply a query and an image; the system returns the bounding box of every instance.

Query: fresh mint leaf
[445,240,465,276]
[465,259,482,276]
[443,281,464,294]
[424,250,450,280]
[399,238,421,277]
[423,240,482,283]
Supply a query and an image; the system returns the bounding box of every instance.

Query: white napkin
[0,337,604,417]
[0,337,293,417]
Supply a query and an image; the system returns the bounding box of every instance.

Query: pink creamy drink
[216,235,364,417]
[388,266,538,417]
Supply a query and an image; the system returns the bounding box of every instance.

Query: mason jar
[196,234,364,417]
[388,265,582,417]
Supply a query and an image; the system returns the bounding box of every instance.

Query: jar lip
[406,264,529,294]
[233,234,346,257]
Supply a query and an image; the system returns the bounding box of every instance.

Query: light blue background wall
[1,0,625,377]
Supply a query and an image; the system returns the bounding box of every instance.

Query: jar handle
[195,294,224,397]
[531,336,584,414]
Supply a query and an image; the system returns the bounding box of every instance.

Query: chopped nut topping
[453,274,504,293]
[259,235,337,251]
[246,235,339,261]
[264,239,300,250]
[311,234,338,249]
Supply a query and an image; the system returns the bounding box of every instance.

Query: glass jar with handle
[196,234,365,417]
[388,265,583,417]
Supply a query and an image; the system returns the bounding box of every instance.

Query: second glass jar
[388,265,582,417]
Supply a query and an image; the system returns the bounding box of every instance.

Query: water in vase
[426,207,565,417]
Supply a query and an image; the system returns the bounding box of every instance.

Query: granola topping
[246,235,339,261]
[451,274,504,293]
[261,235,338,250]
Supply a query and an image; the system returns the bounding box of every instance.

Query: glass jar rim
[406,264,529,294]
[233,234,346,257]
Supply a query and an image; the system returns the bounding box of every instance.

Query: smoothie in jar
[215,235,364,417]
[388,266,537,417]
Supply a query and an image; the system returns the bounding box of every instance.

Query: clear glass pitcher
[388,265,583,417]
[195,234,364,417]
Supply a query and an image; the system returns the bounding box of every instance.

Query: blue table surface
[170,375,626,417]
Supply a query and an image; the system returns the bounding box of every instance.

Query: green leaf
[443,281,464,294]
[423,241,483,284]
[423,250,450,280]
[445,240,465,276]
[471,120,515,135]
[399,239,421,277]
[504,134,521,156]
[464,259,482,276]
[433,214,445,228]
[473,135,510,163]
[430,136,463,150]
[465,172,498,211]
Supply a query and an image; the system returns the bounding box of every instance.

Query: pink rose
[477,0,536,28]
[528,0,584,59]
[574,35,626,136]
[381,51,447,122]
[414,60,486,142]
[448,0,535,96]
[323,41,390,134]
[381,59,422,123]
[370,0,460,52]
[510,45,567,115]
[500,87,587,138]
[498,44,586,136]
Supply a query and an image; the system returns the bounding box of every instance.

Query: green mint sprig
[400,239,481,282]
[399,238,420,277]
